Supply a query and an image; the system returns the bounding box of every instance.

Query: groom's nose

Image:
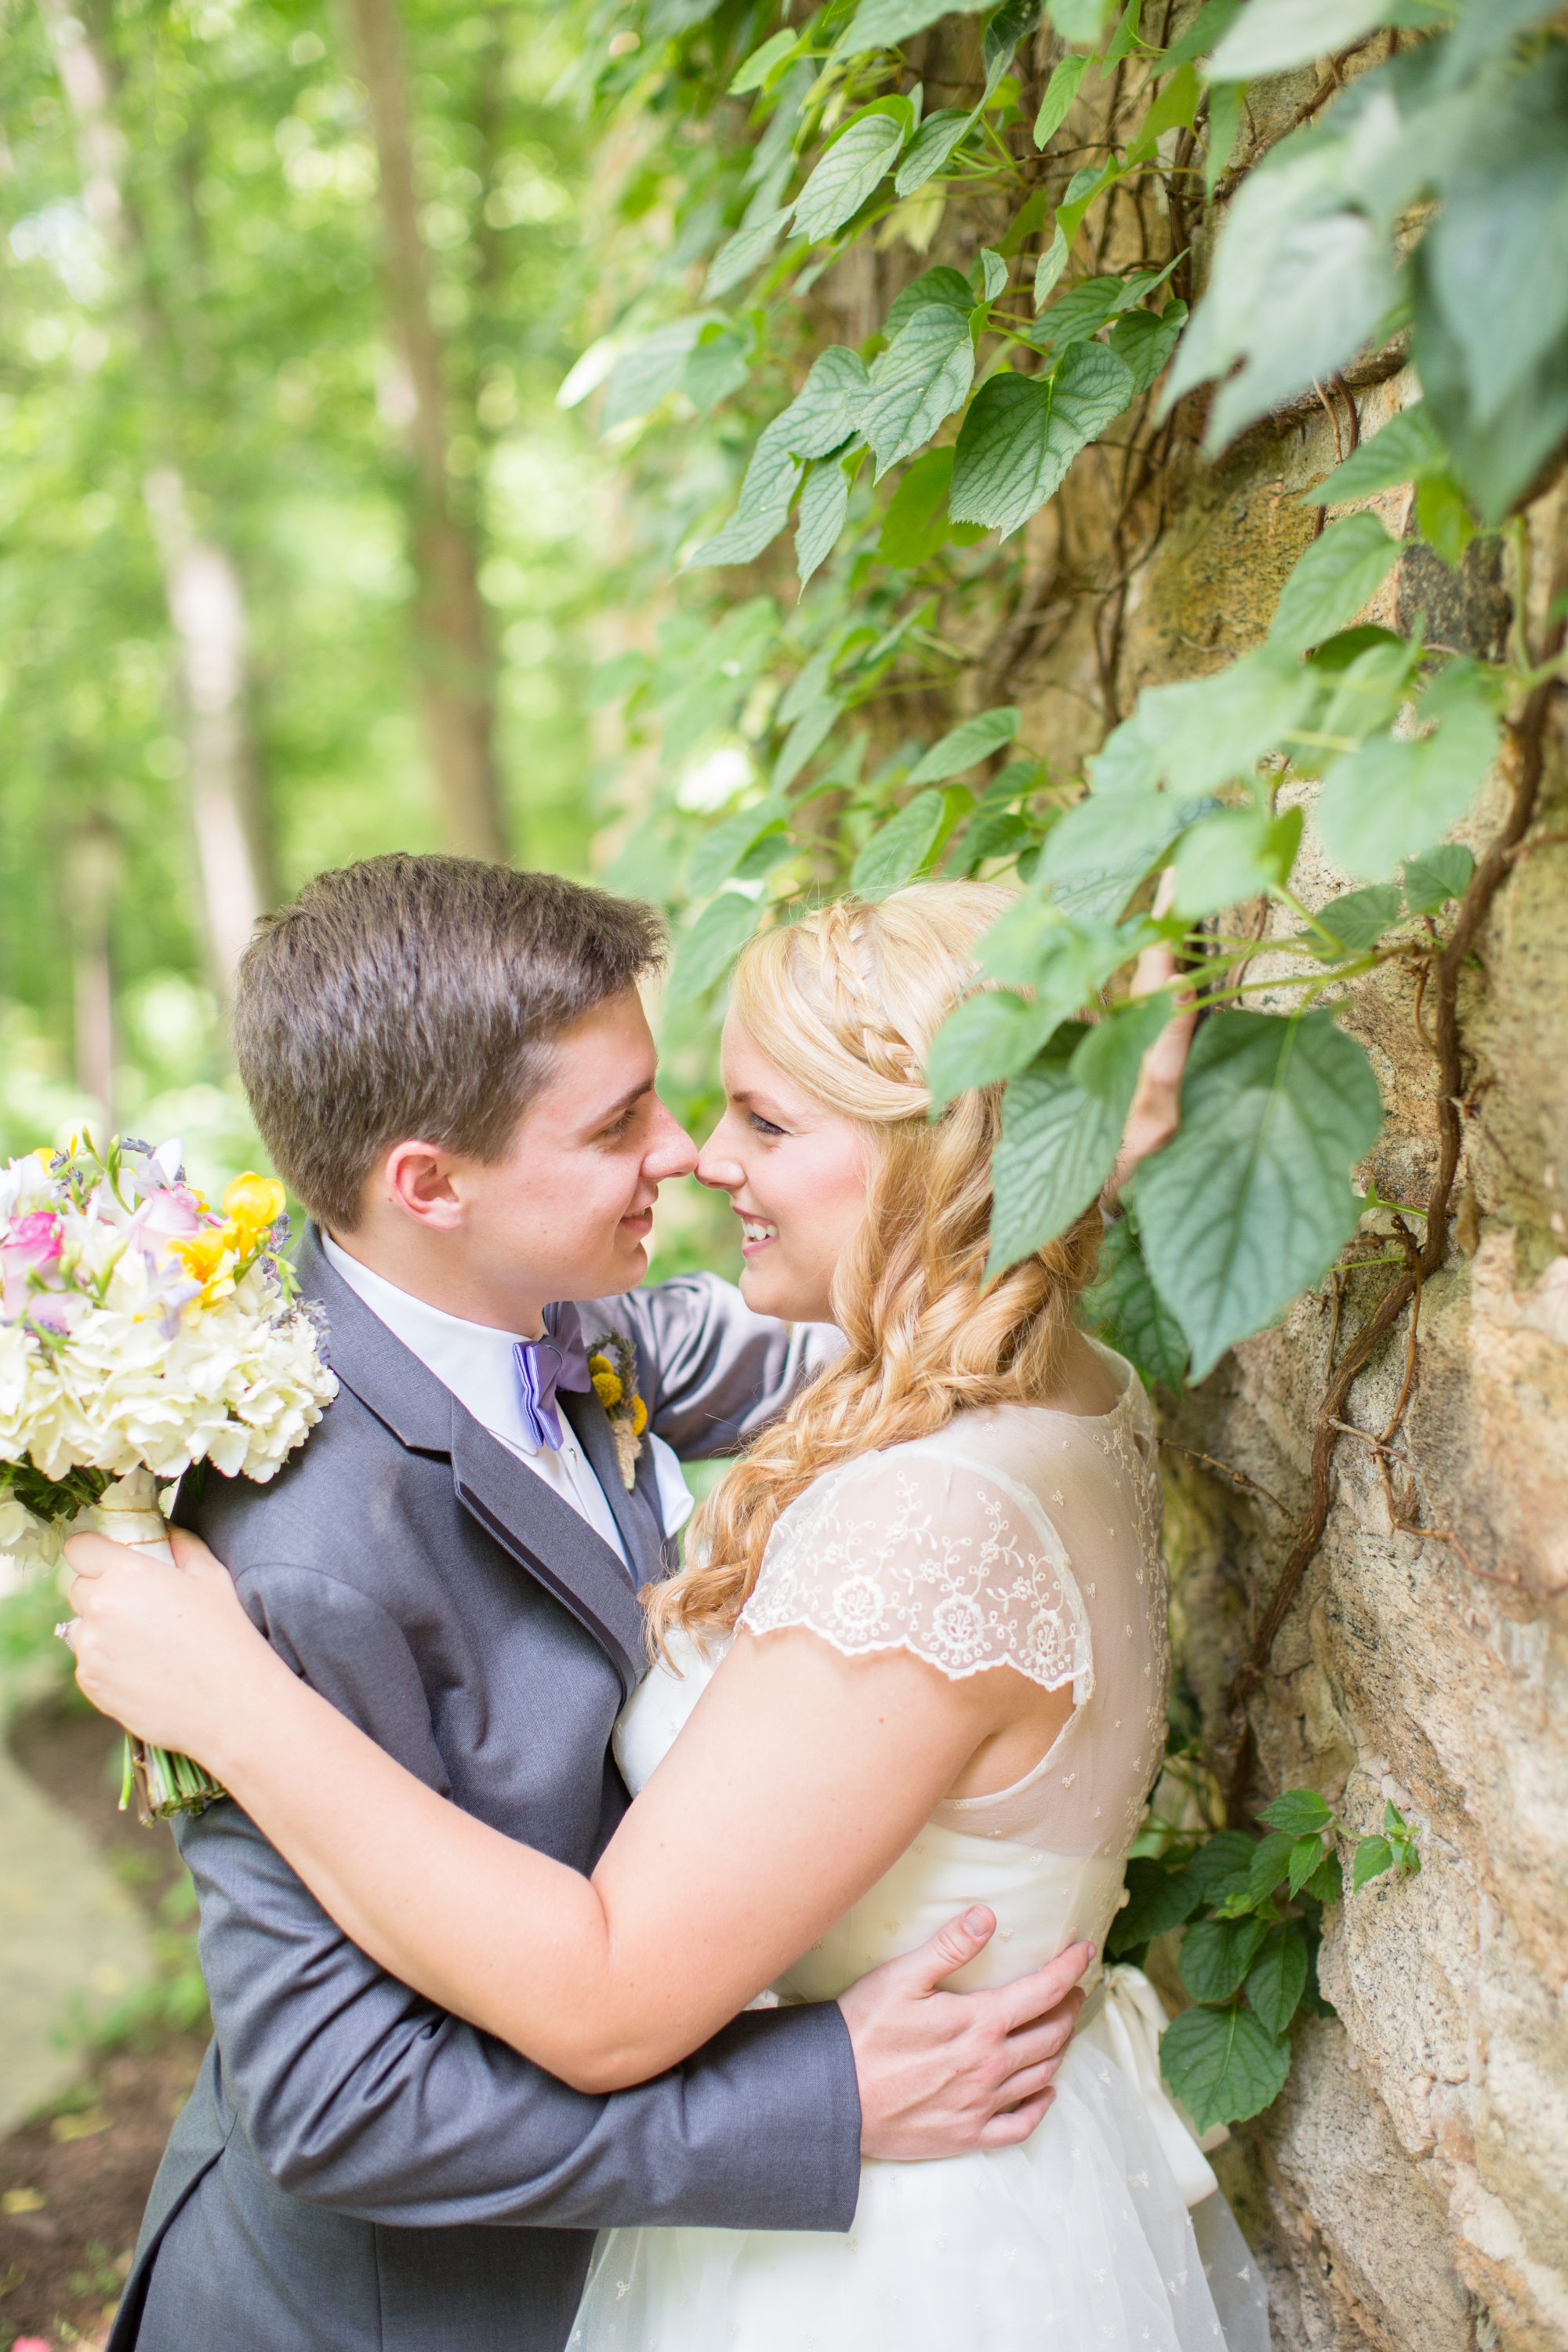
[642,1095,699,1182]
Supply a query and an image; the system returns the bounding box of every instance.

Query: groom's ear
[379,1141,469,1230]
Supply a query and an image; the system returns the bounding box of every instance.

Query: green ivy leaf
[908,705,1020,785]
[876,447,989,567]
[686,795,788,899]
[1033,226,1069,310]
[978,246,1009,301]
[1258,1788,1335,1837]
[1203,79,1244,197]
[842,0,979,51]
[1083,1212,1190,1389]
[1415,474,1476,568]
[1352,1833,1395,1892]
[1181,1829,1258,1904]
[1135,1010,1385,1378]
[796,456,854,589]
[1109,299,1188,395]
[1306,1847,1345,1907]
[1107,1853,1204,1956]
[1160,2001,1292,2135]
[1160,0,1242,70]
[1269,513,1401,654]
[773,695,844,791]
[851,788,949,895]
[704,208,794,300]
[1069,990,1175,1105]
[729,27,798,92]
[602,317,712,431]
[986,1024,1129,1276]
[793,110,909,242]
[1305,405,1446,506]
[688,438,804,568]
[1313,670,1501,880]
[1123,640,1317,797]
[1207,0,1396,80]
[862,306,976,480]
[668,890,764,1004]
[1031,276,1131,353]
[926,989,1062,1110]
[1403,844,1475,911]
[1312,884,1404,953]
[1179,1914,1271,2003]
[884,266,974,339]
[1035,53,1089,146]
[775,346,876,458]
[1033,780,1195,922]
[1243,1829,1297,1908]
[1245,1922,1312,2038]
[1047,0,1114,36]
[895,108,977,197]
[1171,804,1302,919]
[1287,1831,1328,1897]
[950,345,1134,539]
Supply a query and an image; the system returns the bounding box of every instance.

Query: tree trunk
[67,814,118,1118]
[143,472,264,999]
[343,0,507,862]
[38,0,270,1011]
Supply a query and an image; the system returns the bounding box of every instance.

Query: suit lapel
[448,1406,648,1698]
[297,1226,649,1698]
[559,1386,668,1592]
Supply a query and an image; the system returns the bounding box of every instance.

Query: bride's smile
[695,1012,873,1325]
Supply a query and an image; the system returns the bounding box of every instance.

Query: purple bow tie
[513,1301,592,1452]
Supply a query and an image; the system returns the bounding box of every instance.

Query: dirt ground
[1,1703,209,2352]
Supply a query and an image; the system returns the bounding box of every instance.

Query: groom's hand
[837,1908,1091,2159]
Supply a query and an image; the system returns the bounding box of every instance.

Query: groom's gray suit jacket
[108,1229,860,2352]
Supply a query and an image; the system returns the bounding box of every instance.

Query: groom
[104,855,1089,2352]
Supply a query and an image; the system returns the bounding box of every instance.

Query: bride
[66,880,1269,2352]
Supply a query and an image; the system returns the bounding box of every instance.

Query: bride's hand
[1107,869,1196,1197]
[61,1526,279,1769]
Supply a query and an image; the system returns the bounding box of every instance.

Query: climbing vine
[570,0,1567,2125]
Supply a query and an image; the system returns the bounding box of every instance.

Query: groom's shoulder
[173,1363,450,1592]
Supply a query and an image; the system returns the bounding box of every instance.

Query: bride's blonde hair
[645,880,1102,1653]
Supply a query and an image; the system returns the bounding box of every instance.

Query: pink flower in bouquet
[134,1181,211,1243]
[1,1209,64,1320]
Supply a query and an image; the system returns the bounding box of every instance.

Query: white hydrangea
[0,1141,336,1566]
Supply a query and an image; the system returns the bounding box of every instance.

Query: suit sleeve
[610,1272,844,1458]
[182,1563,862,2232]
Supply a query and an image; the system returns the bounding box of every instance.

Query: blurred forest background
[0,0,629,1207]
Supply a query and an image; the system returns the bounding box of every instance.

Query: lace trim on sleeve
[738,1445,1092,1697]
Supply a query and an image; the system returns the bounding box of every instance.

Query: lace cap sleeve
[738,1443,1091,1696]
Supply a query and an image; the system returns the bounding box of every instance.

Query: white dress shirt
[321,1236,658,1566]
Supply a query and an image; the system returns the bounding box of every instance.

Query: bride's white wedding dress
[570,1348,1271,2352]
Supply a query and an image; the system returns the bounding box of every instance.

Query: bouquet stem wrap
[89,1468,226,1824]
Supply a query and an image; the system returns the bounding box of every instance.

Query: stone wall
[1111,396,1568,2351]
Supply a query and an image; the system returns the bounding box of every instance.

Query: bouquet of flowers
[0,1134,336,1820]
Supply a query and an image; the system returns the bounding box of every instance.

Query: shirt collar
[321,1233,543,1456]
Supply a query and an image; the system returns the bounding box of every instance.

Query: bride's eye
[748,1112,786,1138]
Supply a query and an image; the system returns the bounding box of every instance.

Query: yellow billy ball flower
[630,1395,648,1437]
[591,1367,624,1408]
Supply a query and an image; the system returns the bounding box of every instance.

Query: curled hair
[645,881,1101,1655]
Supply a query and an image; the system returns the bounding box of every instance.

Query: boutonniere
[586,1331,647,1490]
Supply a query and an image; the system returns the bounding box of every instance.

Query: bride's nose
[695,1115,746,1194]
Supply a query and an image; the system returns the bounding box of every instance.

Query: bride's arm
[64,1528,1054,2095]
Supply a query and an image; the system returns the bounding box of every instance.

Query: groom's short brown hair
[235,855,666,1230]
